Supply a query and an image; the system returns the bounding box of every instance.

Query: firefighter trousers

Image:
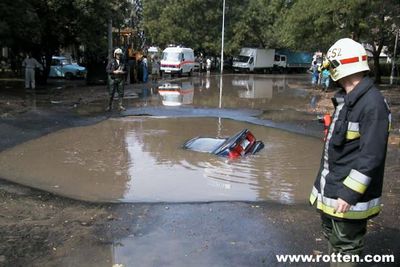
[321,214,367,266]
[108,76,125,98]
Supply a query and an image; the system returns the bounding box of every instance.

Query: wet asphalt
[0,76,399,266]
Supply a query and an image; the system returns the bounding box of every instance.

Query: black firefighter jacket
[106,58,126,80]
[310,76,391,220]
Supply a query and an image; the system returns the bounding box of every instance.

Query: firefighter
[309,38,391,264]
[106,48,126,111]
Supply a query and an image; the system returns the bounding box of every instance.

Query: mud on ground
[0,78,399,266]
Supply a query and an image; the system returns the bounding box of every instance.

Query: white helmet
[114,48,123,57]
[325,38,369,81]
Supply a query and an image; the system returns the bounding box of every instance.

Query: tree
[276,0,344,52]
[143,0,286,57]
[0,0,132,81]
[350,0,400,83]
[277,0,400,82]
[143,0,223,55]
[229,0,285,51]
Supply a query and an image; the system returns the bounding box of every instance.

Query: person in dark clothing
[310,38,391,266]
[106,48,126,111]
[142,55,148,83]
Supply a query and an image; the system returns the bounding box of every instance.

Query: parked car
[49,56,87,79]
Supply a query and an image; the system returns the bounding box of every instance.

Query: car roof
[163,47,193,53]
[52,56,67,60]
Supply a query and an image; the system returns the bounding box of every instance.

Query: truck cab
[274,54,287,70]
[233,47,312,73]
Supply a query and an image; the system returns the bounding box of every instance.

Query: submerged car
[49,56,87,79]
[183,129,264,159]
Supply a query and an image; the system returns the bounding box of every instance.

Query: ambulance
[160,46,195,76]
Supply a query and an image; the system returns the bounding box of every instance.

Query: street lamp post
[390,29,399,85]
[108,18,113,60]
[220,0,226,74]
[218,0,226,109]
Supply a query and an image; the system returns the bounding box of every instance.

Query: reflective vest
[310,77,391,220]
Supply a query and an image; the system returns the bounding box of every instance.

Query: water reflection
[0,117,322,203]
[232,76,274,99]
[158,81,194,106]
[147,74,311,111]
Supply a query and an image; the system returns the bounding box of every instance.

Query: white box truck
[160,46,195,76]
[232,48,312,73]
[232,48,276,72]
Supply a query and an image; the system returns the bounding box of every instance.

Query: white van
[160,46,195,76]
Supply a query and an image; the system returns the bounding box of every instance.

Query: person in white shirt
[22,53,43,89]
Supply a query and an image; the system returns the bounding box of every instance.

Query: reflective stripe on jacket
[310,77,390,220]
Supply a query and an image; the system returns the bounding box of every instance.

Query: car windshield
[235,55,250,63]
[161,93,182,102]
[162,52,181,61]
[60,58,73,65]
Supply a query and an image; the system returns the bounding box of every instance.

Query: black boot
[105,98,113,112]
[118,99,126,111]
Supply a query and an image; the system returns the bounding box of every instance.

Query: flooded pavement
[0,117,321,203]
[74,73,317,116]
[0,73,399,267]
[0,74,325,204]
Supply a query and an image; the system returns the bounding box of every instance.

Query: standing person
[310,61,320,89]
[206,58,212,72]
[199,53,204,72]
[309,38,391,265]
[22,53,43,89]
[151,55,160,82]
[321,68,331,91]
[142,55,148,83]
[106,48,126,111]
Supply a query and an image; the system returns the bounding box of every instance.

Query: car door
[50,58,63,77]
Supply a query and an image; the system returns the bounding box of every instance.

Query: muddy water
[189,73,313,111]
[78,74,315,113]
[0,117,322,203]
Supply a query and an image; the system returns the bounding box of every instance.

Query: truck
[160,46,195,76]
[232,48,312,73]
[275,49,314,73]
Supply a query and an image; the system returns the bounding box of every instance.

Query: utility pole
[218,0,226,109]
[390,29,399,85]
[108,18,113,61]
[220,0,226,75]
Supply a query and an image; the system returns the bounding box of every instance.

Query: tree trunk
[373,53,381,84]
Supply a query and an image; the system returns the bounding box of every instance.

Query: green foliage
[143,0,222,54]
[0,0,130,60]
[1,0,398,76]
[230,0,285,51]
[0,0,41,49]
[277,0,400,53]
[276,0,341,51]
[143,0,286,56]
[275,0,399,82]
